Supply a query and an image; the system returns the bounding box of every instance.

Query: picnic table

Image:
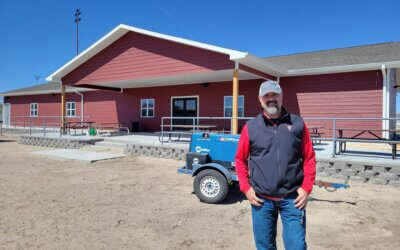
[308,125,324,144]
[159,124,218,143]
[63,121,95,135]
[332,127,400,159]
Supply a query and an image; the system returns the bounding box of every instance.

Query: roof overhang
[285,61,400,76]
[0,87,92,97]
[69,69,260,89]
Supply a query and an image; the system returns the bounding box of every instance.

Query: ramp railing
[303,117,400,158]
[6,115,91,137]
[160,116,253,144]
[161,116,400,158]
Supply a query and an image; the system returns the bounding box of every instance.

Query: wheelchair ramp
[33,149,126,163]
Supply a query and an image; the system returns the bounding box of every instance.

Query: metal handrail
[302,117,400,157]
[160,116,252,144]
[161,116,400,158]
[7,115,91,137]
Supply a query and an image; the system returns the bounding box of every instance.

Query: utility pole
[74,9,81,55]
[34,75,40,85]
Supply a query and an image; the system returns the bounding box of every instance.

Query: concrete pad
[33,149,126,163]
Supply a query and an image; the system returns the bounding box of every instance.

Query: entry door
[172,98,198,127]
[3,103,10,126]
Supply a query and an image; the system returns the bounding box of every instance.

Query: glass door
[172,98,198,128]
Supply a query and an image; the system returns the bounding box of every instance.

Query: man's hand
[245,187,264,206]
[294,187,309,209]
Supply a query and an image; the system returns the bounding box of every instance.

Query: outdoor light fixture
[201,82,209,88]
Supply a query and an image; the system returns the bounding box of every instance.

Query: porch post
[232,63,239,134]
[61,84,66,131]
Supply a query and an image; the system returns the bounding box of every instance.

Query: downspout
[381,64,388,138]
[74,89,84,122]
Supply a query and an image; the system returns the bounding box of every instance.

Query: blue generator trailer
[177,132,239,204]
[178,132,349,204]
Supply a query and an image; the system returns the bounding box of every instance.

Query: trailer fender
[192,163,232,182]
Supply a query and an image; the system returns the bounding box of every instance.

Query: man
[235,80,316,250]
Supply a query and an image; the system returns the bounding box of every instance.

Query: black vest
[247,111,304,197]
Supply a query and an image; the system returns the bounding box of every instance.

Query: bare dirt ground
[1,135,400,249]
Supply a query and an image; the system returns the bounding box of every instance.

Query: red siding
[8,70,383,138]
[7,93,82,127]
[62,32,234,85]
[281,71,383,137]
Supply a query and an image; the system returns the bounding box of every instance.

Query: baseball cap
[259,80,282,96]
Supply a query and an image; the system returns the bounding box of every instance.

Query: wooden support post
[61,85,66,131]
[232,64,239,134]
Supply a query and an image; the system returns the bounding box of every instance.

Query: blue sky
[1,0,400,108]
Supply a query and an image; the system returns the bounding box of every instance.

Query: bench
[156,131,193,142]
[96,123,130,136]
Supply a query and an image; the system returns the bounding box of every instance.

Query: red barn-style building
[1,24,399,136]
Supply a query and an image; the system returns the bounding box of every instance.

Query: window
[66,102,76,117]
[30,103,38,117]
[224,96,244,117]
[141,99,154,117]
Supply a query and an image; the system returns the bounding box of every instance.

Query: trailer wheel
[194,169,229,204]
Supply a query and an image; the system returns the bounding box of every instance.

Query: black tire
[193,169,229,204]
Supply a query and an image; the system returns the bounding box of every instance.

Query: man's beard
[262,101,281,116]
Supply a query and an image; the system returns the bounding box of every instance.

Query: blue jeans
[251,196,307,250]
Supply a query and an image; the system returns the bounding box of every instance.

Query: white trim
[140,99,155,118]
[66,102,77,117]
[74,90,84,122]
[286,61,400,76]
[0,87,93,97]
[3,103,10,126]
[223,95,244,117]
[235,54,287,76]
[30,103,38,117]
[170,95,200,119]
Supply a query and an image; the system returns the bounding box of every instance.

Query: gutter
[287,61,400,76]
[74,89,84,122]
[381,64,388,138]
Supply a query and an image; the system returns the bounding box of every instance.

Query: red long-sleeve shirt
[235,122,316,196]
